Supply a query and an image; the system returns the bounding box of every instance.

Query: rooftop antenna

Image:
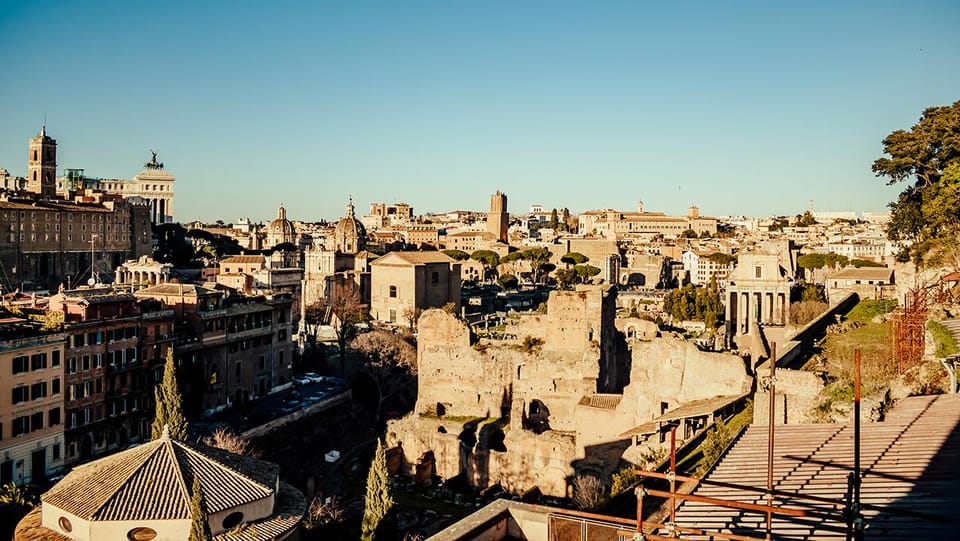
[41,113,47,137]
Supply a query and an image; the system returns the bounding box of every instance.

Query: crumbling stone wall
[624,337,752,421]
[388,291,752,497]
[754,369,824,425]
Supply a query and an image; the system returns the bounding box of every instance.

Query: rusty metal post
[635,484,646,539]
[669,424,677,536]
[853,349,863,541]
[766,342,777,540]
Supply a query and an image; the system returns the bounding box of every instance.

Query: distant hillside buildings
[0,126,165,291]
[578,201,718,240]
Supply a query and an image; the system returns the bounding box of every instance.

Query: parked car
[292,375,311,386]
[304,372,323,383]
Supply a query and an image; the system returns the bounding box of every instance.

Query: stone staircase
[940,318,960,348]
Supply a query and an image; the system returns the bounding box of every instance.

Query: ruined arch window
[127,527,157,540]
[529,400,543,415]
[222,511,244,529]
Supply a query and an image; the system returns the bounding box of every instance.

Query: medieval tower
[27,124,57,199]
[486,191,508,243]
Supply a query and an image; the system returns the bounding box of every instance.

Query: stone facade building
[0,193,152,291]
[370,251,461,326]
[47,288,175,465]
[134,284,295,417]
[59,151,176,225]
[0,311,65,486]
[578,202,717,240]
[725,240,798,348]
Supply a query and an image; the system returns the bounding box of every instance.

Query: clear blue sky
[1,1,958,223]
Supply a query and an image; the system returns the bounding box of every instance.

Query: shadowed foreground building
[15,427,306,541]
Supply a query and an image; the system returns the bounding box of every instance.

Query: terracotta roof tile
[43,436,277,521]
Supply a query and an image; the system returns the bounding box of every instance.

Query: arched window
[127,527,158,540]
[222,511,244,529]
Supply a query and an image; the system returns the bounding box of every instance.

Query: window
[755,266,762,278]
[127,527,158,541]
[259,355,265,370]
[82,355,90,371]
[52,378,61,395]
[49,408,61,426]
[74,334,85,347]
[222,511,244,529]
[12,386,29,404]
[52,443,60,460]
[31,353,46,371]
[67,357,77,374]
[31,381,47,400]
[235,361,242,378]
[13,356,28,374]
[431,271,439,284]
[389,309,397,323]
[51,350,60,367]
[12,416,29,437]
[389,285,397,298]
[31,411,43,431]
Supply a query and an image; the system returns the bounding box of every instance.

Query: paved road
[198,378,350,435]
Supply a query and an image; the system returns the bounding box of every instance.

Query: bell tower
[27,123,57,199]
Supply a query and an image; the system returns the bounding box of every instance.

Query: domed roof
[334,197,366,254]
[269,205,295,236]
[42,429,277,522]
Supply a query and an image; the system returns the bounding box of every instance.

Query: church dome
[333,197,366,254]
[267,205,296,248]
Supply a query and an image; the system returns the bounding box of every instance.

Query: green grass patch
[677,400,753,476]
[927,320,959,357]
[845,299,898,324]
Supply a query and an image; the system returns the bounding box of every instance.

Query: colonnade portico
[727,288,789,337]
[114,256,173,288]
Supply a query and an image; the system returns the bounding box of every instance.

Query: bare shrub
[305,494,346,530]
[352,331,417,374]
[790,300,829,326]
[203,428,259,457]
[572,474,607,510]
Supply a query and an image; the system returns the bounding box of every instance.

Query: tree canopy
[707,252,737,265]
[497,273,519,291]
[794,210,816,227]
[442,249,471,261]
[873,101,960,266]
[663,283,724,328]
[151,348,188,441]
[797,252,849,270]
[561,252,589,266]
[361,440,394,541]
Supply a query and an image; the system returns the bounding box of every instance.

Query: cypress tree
[188,476,213,541]
[360,440,394,541]
[150,385,167,440]
[151,348,188,440]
